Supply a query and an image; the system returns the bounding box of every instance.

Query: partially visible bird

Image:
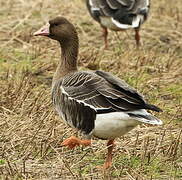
[34,16,162,169]
[86,0,150,48]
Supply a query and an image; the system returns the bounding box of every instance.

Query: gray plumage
[87,0,150,27]
[34,16,162,168]
[52,70,162,135]
[86,0,150,47]
[34,16,162,138]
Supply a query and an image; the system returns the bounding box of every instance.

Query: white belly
[100,15,142,30]
[100,17,121,31]
[92,112,140,139]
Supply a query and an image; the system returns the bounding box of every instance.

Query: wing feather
[95,70,145,102]
[62,71,148,111]
[52,70,161,134]
[108,0,135,8]
[86,0,150,27]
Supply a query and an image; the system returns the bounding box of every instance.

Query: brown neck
[52,36,79,84]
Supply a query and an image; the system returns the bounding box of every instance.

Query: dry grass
[0,0,182,179]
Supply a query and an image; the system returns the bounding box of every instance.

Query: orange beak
[33,23,50,36]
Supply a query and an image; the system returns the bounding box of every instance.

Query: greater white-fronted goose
[34,16,162,169]
[86,0,150,48]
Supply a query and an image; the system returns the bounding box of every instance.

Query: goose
[34,16,162,169]
[86,0,150,48]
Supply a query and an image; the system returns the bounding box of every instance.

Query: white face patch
[33,23,50,36]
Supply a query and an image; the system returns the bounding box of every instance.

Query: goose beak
[33,23,50,36]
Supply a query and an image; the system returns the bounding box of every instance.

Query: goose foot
[134,28,141,48]
[101,27,108,49]
[61,136,91,149]
[103,139,115,169]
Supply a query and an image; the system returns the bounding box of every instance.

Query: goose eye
[54,23,59,26]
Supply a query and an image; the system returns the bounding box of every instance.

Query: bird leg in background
[61,136,91,149]
[102,27,108,49]
[103,139,115,169]
[134,28,141,47]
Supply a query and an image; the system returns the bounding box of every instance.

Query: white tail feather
[111,15,140,29]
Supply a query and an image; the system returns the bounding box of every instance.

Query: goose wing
[61,71,150,111]
[87,0,150,27]
[52,71,160,134]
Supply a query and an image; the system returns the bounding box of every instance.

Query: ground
[0,0,181,179]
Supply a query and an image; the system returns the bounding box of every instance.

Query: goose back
[86,0,150,29]
[52,70,161,136]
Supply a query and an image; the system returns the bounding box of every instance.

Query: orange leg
[102,27,108,49]
[103,139,115,169]
[61,136,91,149]
[134,28,140,47]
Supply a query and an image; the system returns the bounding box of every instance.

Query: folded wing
[87,0,150,27]
[52,70,161,135]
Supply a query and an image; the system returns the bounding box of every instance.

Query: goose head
[34,16,78,45]
[34,16,79,81]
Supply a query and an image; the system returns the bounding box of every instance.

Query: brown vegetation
[0,0,181,179]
